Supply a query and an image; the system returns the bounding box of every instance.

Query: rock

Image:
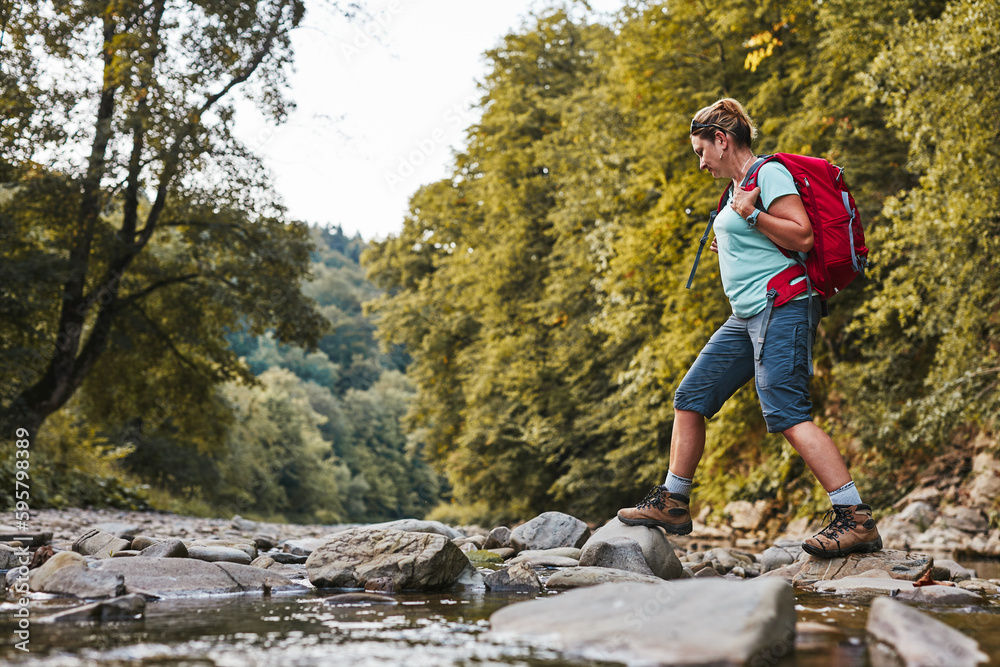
[271,552,309,565]
[897,501,939,529]
[506,554,580,568]
[544,566,665,589]
[466,550,505,565]
[187,546,252,565]
[252,534,277,552]
[579,537,656,577]
[488,579,796,666]
[93,523,139,539]
[510,512,589,552]
[967,452,1000,510]
[324,592,399,605]
[703,547,753,571]
[139,539,188,559]
[189,539,257,560]
[42,594,146,623]
[581,518,683,580]
[129,535,161,551]
[793,550,932,587]
[29,552,125,598]
[760,546,796,573]
[92,558,294,595]
[491,548,515,560]
[364,577,397,593]
[72,529,130,559]
[957,578,1000,595]
[866,596,989,667]
[694,566,721,578]
[0,544,22,569]
[250,555,276,569]
[911,525,971,550]
[964,528,1000,557]
[483,526,512,550]
[231,515,258,532]
[932,558,974,582]
[305,528,470,591]
[724,500,769,531]
[813,577,982,603]
[484,562,542,593]
[110,550,140,557]
[937,507,989,534]
[0,527,52,547]
[511,547,581,560]
[283,538,327,557]
[361,519,464,540]
[452,535,486,550]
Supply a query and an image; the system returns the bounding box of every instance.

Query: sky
[233,0,624,241]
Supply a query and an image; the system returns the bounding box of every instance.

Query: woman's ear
[715,130,728,150]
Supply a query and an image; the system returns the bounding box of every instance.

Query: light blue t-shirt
[714,161,804,318]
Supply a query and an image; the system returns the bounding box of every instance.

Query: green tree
[0,0,329,442]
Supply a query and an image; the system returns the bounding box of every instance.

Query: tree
[0,0,332,439]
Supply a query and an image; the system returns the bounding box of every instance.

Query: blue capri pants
[673,297,821,433]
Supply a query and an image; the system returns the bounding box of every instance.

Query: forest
[1,0,997,527]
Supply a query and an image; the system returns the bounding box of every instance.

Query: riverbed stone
[73,529,130,559]
[189,539,257,560]
[305,527,470,591]
[187,546,252,565]
[579,536,656,577]
[545,566,664,589]
[139,539,188,559]
[760,546,797,573]
[488,579,796,666]
[937,506,989,534]
[362,519,465,540]
[510,512,589,552]
[42,593,146,623]
[93,523,139,539]
[466,549,505,565]
[30,551,126,598]
[932,558,974,582]
[724,500,769,531]
[866,596,989,667]
[484,562,541,593]
[283,538,326,556]
[0,544,21,569]
[814,576,982,603]
[92,558,294,595]
[483,526,512,550]
[129,535,161,551]
[793,549,932,587]
[506,553,580,568]
[582,518,683,580]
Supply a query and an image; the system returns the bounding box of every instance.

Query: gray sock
[663,470,693,498]
[828,480,863,506]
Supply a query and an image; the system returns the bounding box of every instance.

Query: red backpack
[685,153,868,372]
[687,153,868,305]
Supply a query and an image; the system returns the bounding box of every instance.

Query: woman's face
[691,133,723,178]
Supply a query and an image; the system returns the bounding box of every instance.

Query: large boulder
[793,549,932,587]
[581,518,683,580]
[510,512,589,552]
[866,597,989,667]
[92,557,293,595]
[488,579,796,666]
[305,528,469,591]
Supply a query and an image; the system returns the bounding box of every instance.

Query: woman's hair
[690,98,757,148]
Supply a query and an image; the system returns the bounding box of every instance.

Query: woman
[617,98,881,558]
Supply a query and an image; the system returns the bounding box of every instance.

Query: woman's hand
[710,237,718,254]
[731,185,761,219]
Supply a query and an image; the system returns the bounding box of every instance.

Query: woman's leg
[668,408,706,480]
[781,421,852,492]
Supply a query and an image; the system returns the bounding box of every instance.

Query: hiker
[617,98,882,558]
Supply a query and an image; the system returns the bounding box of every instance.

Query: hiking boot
[802,504,882,558]
[617,486,692,535]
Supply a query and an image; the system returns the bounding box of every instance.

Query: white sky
[233,0,624,241]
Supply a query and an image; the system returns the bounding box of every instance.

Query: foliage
[366,1,999,523]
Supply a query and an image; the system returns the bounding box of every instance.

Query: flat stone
[271,552,308,565]
[72,529,130,559]
[793,550,932,586]
[110,550,140,557]
[187,546,253,565]
[932,558,974,582]
[250,555,276,569]
[814,577,982,604]
[305,528,470,591]
[506,554,580,568]
[545,566,664,589]
[92,557,293,595]
[361,519,464,540]
[511,547,581,560]
[93,523,139,539]
[484,562,542,593]
[866,596,989,667]
[189,539,256,560]
[466,550,505,565]
[29,552,125,598]
[510,512,589,552]
[41,594,146,623]
[581,518,683,580]
[488,579,796,666]
[283,538,327,556]
[491,547,515,560]
[139,539,188,559]
[579,537,656,577]
[129,535,161,551]
[252,534,277,551]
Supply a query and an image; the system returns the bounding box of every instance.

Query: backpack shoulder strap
[741,155,776,211]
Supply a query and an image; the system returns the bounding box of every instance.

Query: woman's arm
[732,186,814,253]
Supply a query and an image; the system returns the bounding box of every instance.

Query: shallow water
[1,566,998,666]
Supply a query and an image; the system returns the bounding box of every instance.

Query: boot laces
[818,506,857,539]
[636,486,667,510]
